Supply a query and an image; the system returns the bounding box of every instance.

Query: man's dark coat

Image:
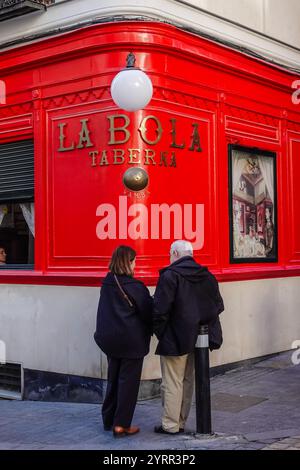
[153,256,224,356]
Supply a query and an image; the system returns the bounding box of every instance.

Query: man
[153,240,224,434]
[0,246,7,265]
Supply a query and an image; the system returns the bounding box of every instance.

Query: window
[0,140,34,268]
[228,145,277,263]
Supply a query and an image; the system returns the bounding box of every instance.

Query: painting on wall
[228,145,278,263]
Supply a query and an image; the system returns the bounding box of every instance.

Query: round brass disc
[123,167,149,192]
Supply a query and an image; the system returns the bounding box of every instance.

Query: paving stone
[0,350,299,450]
[244,429,300,441]
[265,443,291,450]
[211,392,267,412]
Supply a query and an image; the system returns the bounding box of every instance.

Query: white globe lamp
[111,52,153,112]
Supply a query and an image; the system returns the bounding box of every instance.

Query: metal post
[194,324,212,434]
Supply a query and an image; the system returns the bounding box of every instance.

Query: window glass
[0,202,34,266]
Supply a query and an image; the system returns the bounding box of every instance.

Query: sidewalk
[0,351,299,450]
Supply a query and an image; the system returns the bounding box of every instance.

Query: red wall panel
[46,103,215,270]
[0,22,299,285]
[287,131,300,263]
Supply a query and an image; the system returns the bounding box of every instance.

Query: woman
[94,245,153,437]
[264,207,274,256]
[0,246,7,265]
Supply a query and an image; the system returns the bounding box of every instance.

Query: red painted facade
[0,22,300,286]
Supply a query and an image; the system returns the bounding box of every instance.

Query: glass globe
[111,69,153,112]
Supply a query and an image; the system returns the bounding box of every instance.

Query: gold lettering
[170,152,177,167]
[89,150,98,167]
[100,150,109,166]
[128,149,141,164]
[58,123,75,152]
[139,115,163,145]
[144,149,156,165]
[108,114,130,144]
[159,152,168,167]
[77,119,93,149]
[189,123,202,152]
[170,118,185,149]
[113,149,125,165]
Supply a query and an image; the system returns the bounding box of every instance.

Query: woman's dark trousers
[102,356,144,428]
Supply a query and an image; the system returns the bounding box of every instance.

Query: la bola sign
[51,110,208,257]
[57,113,203,168]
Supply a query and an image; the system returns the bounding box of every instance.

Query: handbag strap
[114,274,134,307]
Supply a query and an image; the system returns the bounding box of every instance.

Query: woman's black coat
[94,272,153,359]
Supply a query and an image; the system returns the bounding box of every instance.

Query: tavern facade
[0,0,300,401]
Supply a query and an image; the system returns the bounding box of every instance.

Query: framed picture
[228,145,278,263]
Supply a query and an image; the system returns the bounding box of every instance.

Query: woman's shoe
[113,426,140,437]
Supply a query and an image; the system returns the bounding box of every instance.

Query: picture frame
[228,145,278,263]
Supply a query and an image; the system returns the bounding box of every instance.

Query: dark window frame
[0,139,34,270]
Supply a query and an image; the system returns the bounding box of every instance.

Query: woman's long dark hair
[109,245,136,276]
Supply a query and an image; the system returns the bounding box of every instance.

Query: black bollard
[194,324,212,434]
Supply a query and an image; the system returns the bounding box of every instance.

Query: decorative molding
[154,87,216,111]
[0,101,33,118]
[281,109,288,118]
[32,88,41,100]
[43,87,110,109]
[225,116,279,142]
[287,120,300,133]
[224,104,279,127]
[43,85,216,112]
[0,113,33,135]
[226,136,240,144]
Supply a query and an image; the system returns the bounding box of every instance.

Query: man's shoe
[154,425,179,435]
[113,426,140,437]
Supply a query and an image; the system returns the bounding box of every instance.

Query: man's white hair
[170,240,193,258]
